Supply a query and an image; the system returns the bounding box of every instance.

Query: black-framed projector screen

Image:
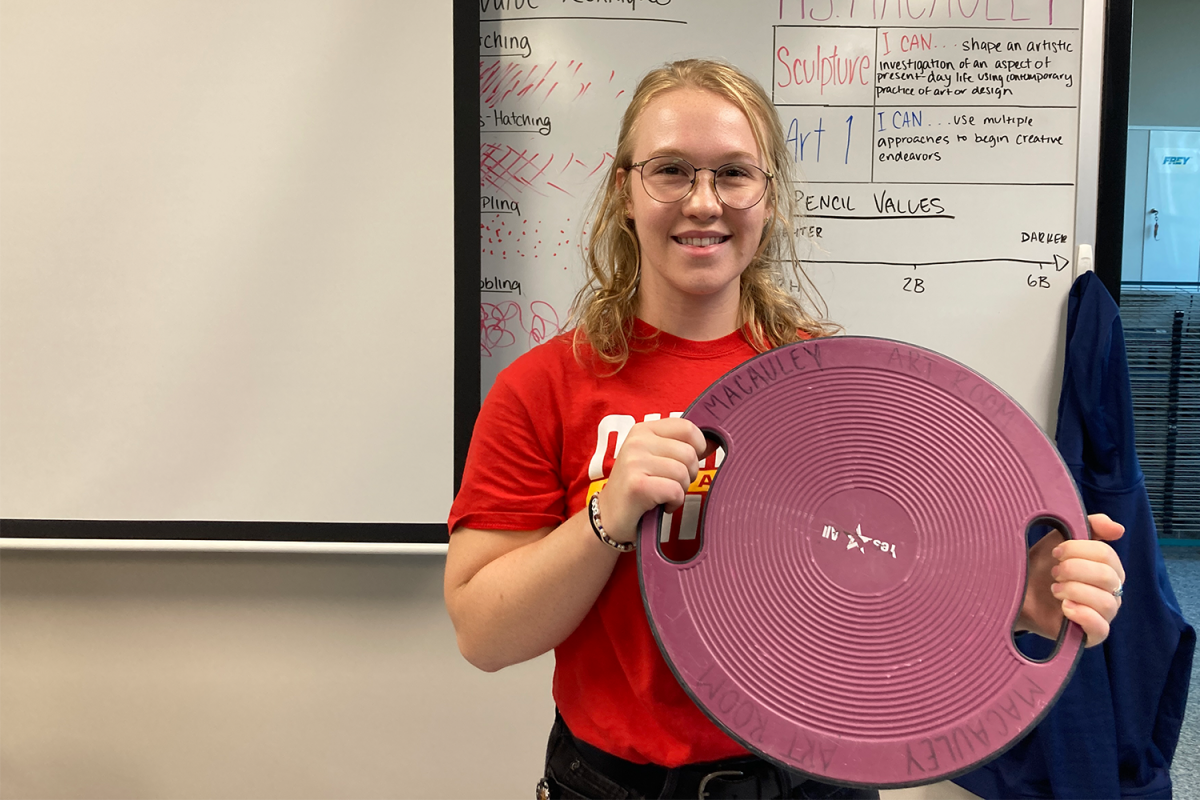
[0,1,480,548]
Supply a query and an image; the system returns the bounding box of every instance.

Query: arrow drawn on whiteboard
[805,255,1070,271]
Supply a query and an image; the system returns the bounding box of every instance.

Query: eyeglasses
[628,156,773,210]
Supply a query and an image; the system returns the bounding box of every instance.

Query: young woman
[446,60,1126,799]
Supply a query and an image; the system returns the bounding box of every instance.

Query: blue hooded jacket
[954,272,1195,798]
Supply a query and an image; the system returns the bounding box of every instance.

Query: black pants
[539,713,879,800]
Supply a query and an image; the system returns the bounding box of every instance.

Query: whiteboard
[479,0,1106,430]
[0,0,459,535]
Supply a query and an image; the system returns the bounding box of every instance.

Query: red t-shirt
[449,320,762,766]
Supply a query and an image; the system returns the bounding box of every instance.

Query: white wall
[0,551,979,800]
[0,551,555,799]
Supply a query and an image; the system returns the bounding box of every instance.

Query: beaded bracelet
[588,491,635,552]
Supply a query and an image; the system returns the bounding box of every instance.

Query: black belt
[546,713,795,799]
[572,733,786,798]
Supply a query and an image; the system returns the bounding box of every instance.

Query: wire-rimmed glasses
[628,156,773,210]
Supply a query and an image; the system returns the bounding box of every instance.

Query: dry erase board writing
[479,0,1100,429]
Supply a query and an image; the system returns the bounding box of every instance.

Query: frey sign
[1157,149,1199,174]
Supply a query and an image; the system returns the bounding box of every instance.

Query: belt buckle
[698,769,744,799]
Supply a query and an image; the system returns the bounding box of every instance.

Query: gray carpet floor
[1163,547,1198,798]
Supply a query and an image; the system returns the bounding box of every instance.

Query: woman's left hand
[1017,513,1126,647]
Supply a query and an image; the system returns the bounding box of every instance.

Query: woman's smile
[673,233,731,249]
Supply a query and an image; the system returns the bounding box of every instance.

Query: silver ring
[1112,582,1124,598]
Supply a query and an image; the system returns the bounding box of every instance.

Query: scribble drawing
[527,301,563,347]
[481,302,521,357]
[480,301,566,356]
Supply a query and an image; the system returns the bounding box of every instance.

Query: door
[1143,129,1200,284]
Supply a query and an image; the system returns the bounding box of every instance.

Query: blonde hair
[570,58,838,370]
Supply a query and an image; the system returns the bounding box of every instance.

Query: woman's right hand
[446,417,710,672]
[595,418,710,546]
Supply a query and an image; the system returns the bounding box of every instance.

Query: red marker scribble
[539,154,555,176]
[481,143,550,199]
[588,152,615,178]
[480,59,560,109]
[517,77,543,98]
[482,59,625,110]
[481,302,521,357]
[527,301,563,347]
[480,301,565,356]
[481,146,616,199]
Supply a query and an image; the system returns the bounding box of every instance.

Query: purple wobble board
[638,337,1087,789]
